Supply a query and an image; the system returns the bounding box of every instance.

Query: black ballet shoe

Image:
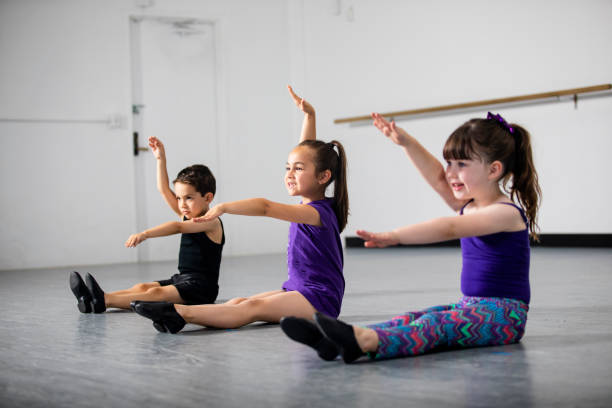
[131,301,186,334]
[69,271,92,313]
[85,273,106,313]
[130,300,169,309]
[314,312,365,364]
[130,301,172,332]
[280,317,339,361]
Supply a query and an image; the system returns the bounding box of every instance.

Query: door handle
[133,132,148,156]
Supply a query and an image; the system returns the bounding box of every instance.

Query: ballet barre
[334,83,612,124]
[0,115,126,129]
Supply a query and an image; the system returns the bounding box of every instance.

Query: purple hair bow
[487,112,514,134]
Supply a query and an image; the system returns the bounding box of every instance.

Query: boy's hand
[288,85,315,116]
[194,204,225,223]
[148,136,166,160]
[356,229,400,248]
[125,232,147,248]
[371,113,411,146]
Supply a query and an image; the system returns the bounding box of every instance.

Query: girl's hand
[125,232,147,248]
[356,229,400,248]
[148,136,166,160]
[194,204,225,223]
[371,113,411,146]
[288,85,315,116]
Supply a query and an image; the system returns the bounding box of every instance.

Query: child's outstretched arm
[125,218,218,247]
[357,204,523,247]
[288,85,316,142]
[148,137,181,216]
[194,198,321,226]
[371,113,465,212]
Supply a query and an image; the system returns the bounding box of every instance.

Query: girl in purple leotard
[131,86,349,333]
[281,112,542,363]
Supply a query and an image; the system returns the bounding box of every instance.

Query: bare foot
[353,326,379,353]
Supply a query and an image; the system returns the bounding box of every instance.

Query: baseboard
[345,234,612,248]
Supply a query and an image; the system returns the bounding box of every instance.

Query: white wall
[0,0,610,270]
[0,0,297,270]
[0,0,138,269]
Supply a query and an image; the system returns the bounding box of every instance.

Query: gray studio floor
[1,247,612,408]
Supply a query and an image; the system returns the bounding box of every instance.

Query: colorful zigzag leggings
[366,296,528,360]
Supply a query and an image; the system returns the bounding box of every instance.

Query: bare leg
[223,290,284,305]
[108,282,161,297]
[106,285,184,310]
[353,326,380,353]
[175,290,315,329]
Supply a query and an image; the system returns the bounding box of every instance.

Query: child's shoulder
[307,197,334,212]
[308,197,334,206]
[306,198,340,228]
[181,215,224,244]
[462,198,522,214]
[204,217,224,245]
[474,200,527,231]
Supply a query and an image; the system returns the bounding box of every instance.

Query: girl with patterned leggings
[281,111,541,363]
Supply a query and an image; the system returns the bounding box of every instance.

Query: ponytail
[298,139,349,232]
[507,124,542,240]
[330,140,349,232]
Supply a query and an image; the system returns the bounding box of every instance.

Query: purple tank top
[282,198,345,317]
[460,201,531,304]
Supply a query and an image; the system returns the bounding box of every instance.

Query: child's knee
[132,283,151,291]
[241,298,267,318]
[243,297,265,309]
[145,286,166,298]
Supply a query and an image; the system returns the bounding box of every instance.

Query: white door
[130,16,218,262]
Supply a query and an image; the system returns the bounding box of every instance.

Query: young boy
[69,137,224,313]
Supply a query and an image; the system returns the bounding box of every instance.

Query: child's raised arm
[371,113,464,212]
[148,137,181,216]
[288,85,316,143]
[194,198,322,227]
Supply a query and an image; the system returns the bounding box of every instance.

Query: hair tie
[327,141,339,154]
[487,112,522,172]
[487,112,514,134]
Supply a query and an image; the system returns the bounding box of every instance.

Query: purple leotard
[460,201,531,304]
[282,198,345,318]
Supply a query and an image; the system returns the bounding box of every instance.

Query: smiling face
[285,146,328,200]
[445,158,492,200]
[174,182,211,219]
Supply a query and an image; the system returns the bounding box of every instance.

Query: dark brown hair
[173,164,216,197]
[299,140,349,232]
[443,118,542,239]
